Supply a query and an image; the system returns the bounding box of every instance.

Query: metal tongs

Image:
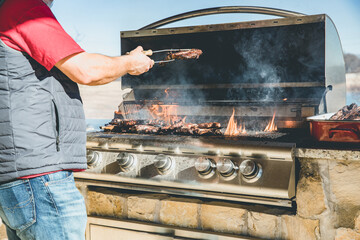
[142,49,192,64]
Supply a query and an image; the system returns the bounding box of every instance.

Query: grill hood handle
[139,6,306,30]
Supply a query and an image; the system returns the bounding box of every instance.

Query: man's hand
[127,46,154,75]
[55,46,154,86]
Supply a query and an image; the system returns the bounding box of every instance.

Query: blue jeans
[0,171,87,240]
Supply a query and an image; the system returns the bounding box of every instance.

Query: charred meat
[109,119,142,127]
[131,125,160,134]
[330,103,360,120]
[198,122,221,129]
[167,49,203,60]
[194,128,222,136]
[102,118,222,136]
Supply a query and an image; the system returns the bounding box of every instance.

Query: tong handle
[142,50,153,56]
[125,50,153,56]
[127,49,190,56]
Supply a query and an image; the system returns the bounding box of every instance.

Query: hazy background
[51,0,360,119]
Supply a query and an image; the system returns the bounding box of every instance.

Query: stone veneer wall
[0,219,7,240]
[294,149,360,240]
[1,149,360,240]
[79,149,360,240]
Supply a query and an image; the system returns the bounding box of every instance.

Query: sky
[52,0,360,56]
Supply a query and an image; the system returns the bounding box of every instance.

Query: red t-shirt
[0,0,84,70]
[0,0,85,178]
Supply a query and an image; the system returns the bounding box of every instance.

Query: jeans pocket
[43,171,86,221]
[0,180,35,232]
[43,170,73,185]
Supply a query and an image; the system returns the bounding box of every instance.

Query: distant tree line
[344,53,360,73]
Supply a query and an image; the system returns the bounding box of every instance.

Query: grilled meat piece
[148,119,166,126]
[100,125,115,132]
[330,103,360,120]
[110,119,138,126]
[178,123,198,135]
[178,128,194,135]
[158,121,182,133]
[183,123,198,128]
[171,120,185,129]
[167,49,203,60]
[132,125,159,134]
[198,122,221,129]
[194,128,222,136]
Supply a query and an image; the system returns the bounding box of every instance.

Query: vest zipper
[56,136,60,152]
[51,99,60,152]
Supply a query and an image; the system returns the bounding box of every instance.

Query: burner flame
[146,88,182,125]
[264,111,278,132]
[165,88,170,98]
[149,104,180,125]
[239,123,247,134]
[224,109,240,136]
[114,105,141,118]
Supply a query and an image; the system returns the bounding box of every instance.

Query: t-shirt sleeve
[14,5,84,70]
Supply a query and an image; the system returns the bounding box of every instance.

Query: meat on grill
[148,119,166,127]
[102,119,222,136]
[167,49,203,60]
[132,125,159,134]
[194,128,222,136]
[101,125,115,131]
[198,122,221,129]
[330,103,360,120]
[109,119,140,126]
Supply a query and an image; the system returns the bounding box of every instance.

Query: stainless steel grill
[76,7,346,208]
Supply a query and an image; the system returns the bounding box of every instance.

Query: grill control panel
[87,150,262,181]
[85,149,293,198]
[81,136,296,207]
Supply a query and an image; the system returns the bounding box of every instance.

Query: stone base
[0,219,7,240]
[79,148,360,240]
[85,187,314,239]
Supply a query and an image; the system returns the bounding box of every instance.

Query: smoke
[121,21,326,124]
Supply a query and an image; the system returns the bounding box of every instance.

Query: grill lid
[119,9,345,127]
[121,13,344,108]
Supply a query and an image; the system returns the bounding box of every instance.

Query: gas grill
[76,7,346,208]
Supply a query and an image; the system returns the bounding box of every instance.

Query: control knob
[216,159,237,177]
[86,150,102,168]
[195,157,215,176]
[154,154,173,174]
[117,152,136,171]
[239,159,262,180]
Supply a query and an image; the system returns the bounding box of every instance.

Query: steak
[167,49,203,60]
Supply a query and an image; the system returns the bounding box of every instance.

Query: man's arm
[55,46,154,86]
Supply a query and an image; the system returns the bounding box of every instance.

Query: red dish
[308,114,360,142]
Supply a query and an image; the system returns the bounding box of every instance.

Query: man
[0,0,154,239]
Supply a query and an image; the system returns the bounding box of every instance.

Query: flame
[165,88,170,98]
[264,111,278,132]
[283,98,288,101]
[148,104,179,125]
[146,88,179,124]
[182,116,187,123]
[114,106,141,117]
[239,123,247,134]
[225,109,239,136]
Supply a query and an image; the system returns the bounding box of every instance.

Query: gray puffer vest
[0,39,87,183]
